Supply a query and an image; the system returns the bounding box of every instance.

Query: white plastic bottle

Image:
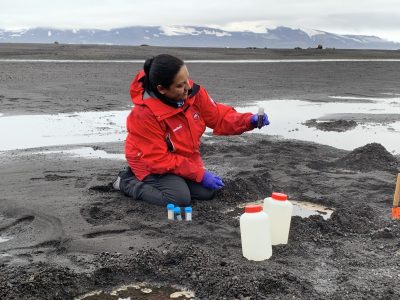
[240,204,272,261]
[263,192,293,245]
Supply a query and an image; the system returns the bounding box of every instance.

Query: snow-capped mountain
[0,26,398,50]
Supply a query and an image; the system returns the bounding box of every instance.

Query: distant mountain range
[1,26,399,50]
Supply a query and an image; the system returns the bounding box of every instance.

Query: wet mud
[1,46,400,299]
[303,119,358,132]
[334,143,399,172]
[1,135,399,299]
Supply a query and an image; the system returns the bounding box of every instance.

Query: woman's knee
[142,174,192,207]
[163,189,191,207]
[186,180,216,201]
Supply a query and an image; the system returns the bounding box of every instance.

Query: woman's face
[157,65,190,101]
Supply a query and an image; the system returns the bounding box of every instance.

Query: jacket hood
[129,70,147,105]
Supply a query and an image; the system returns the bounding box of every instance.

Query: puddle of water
[228,200,334,220]
[76,283,194,300]
[236,96,400,153]
[330,95,400,104]
[1,95,399,153]
[0,214,16,243]
[35,147,125,160]
[290,201,334,220]
[381,93,400,96]
[0,110,129,151]
[0,236,12,243]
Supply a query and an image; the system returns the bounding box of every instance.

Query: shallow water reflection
[0,236,11,243]
[291,201,334,220]
[229,200,334,220]
[76,283,194,300]
[1,94,399,153]
[35,147,125,160]
[236,95,400,154]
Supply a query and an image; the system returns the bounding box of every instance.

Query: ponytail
[143,56,154,91]
[143,56,154,76]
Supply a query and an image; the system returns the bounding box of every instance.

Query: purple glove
[250,113,270,128]
[201,170,225,190]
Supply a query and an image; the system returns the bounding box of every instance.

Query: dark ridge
[334,143,399,172]
[303,119,358,132]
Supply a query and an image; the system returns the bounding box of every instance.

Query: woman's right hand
[201,170,225,190]
[250,112,270,128]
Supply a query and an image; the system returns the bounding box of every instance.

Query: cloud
[0,0,399,42]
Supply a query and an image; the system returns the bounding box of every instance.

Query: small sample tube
[185,207,192,221]
[257,107,265,129]
[174,207,182,221]
[167,204,175,220]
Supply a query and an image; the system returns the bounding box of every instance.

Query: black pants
[119,167,216,207]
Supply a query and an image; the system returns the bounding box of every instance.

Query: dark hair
[143,54,184,93]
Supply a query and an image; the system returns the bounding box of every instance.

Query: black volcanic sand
[1,136,400,299]
[303,119,358,132]
[1,45,400,116]
[1,46,400,299]
[1,44,400,60]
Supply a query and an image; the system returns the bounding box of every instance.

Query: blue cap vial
[185,207,192,213]
[174,207,182,221]
[167,204,175,210]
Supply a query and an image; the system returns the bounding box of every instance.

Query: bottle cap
[245,204,263,213]
[185,207,192,213]
[174,207,181,213]
[271,192,288,201]
[167,204,175,210]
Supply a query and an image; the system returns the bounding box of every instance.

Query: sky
[1,0,400,42]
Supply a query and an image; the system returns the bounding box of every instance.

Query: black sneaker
[113,167,134,191]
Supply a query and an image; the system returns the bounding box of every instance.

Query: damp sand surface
[1,46,400,299]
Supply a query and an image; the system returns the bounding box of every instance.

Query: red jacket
[125,70,254,182]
